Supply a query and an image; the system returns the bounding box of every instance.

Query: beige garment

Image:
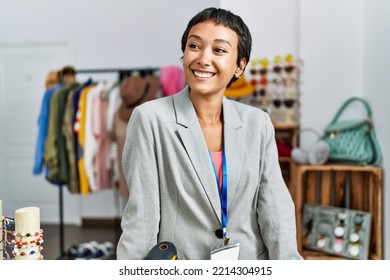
[112,110,129,197]
[45,70,59,90]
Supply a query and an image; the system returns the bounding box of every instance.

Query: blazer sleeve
[116,107,160,259]
[256,113,302,260]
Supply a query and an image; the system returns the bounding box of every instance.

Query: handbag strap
[329,97,372,125]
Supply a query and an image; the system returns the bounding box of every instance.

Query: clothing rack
[76,67,160,81]
[57,66,159,259]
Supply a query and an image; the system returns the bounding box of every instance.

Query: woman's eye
[188,43,200,49]
[215,48,227,53]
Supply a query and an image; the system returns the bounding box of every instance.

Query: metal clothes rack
[57,66,159,259]
[76,67,160,81]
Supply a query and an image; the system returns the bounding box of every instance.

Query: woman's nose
[197,49,212,66]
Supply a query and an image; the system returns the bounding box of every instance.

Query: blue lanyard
[209,150,228,239]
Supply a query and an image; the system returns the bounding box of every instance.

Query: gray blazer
[117,86,302,260]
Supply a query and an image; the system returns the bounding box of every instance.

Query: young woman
[117,7,302,260]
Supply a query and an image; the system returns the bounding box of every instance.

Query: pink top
[210,151,223,190]
[94,90,111,191]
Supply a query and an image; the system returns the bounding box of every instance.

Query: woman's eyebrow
[188,34,202,41]
[214,39,232,47]
[188,34,232,47]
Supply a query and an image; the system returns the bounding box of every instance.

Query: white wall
[363,0,390,260]
[299,0,364,131]
[0,0,218,67]
[0,0,388,258]
[220,0,300,58]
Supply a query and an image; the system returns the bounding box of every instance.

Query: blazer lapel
[173,88,245,222]
[222,97,245,209]
[173,87,221,222]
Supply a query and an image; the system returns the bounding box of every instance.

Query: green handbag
[323,97,382,166]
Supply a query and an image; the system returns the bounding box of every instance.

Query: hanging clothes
[160,65,186,97]
[33,83,61,175]
[106,83,121,192]
[44,82,79,184]
[57,83,81,183]
[34,67,164,197]
[112,110,129,197]
[94,82,113,191]
[63,87,79,193]
[84,82,105,192]
[45,70,60,91]
[113,75,160,197]
[76,84,94,195]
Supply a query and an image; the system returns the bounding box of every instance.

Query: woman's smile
[192,70,216,79]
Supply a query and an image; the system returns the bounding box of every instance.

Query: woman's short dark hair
[181,7,252,87]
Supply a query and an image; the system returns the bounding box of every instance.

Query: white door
[0,42,81,224]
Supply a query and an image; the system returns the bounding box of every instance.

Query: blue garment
[73,79,93,160]
[32,84,62,175]
[73,79,93,121]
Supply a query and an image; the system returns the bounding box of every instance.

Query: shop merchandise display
[1,203,43,260]
[224,54,301,178]
[1,218,14,260]
[1,201,114,260]
[32,66,184,259]
[237,54,301,125]
[323,97,383,166]
[1,221,12,260]
[33,66,176,195]
[302,204,371,260]
[1,199,15,260]
[12,207,44,260]
[224,73,254,99]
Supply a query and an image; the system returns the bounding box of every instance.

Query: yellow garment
[77,85,93,195]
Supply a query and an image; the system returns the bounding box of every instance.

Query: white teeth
[194,71,214,78]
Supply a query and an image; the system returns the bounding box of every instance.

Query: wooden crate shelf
[291,164,383,260]
[274,122,299,194]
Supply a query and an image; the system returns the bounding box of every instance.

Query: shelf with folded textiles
[273,122,299,195]
[291,164,383,260]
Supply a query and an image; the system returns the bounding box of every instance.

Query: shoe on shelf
[74,241,99,260]
[65,241,115,260]
[90,241,115,260]
[65,244,79,260]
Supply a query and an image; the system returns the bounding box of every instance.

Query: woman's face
[183,20,244,97]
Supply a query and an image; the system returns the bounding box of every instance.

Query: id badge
[210,241,240,260]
